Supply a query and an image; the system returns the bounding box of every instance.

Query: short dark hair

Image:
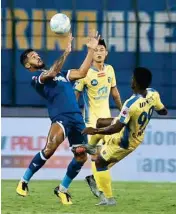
[133,67,152,90]
[20,49,34,66]
[98,39,107,49]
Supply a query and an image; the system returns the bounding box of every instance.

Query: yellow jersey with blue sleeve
[115,88,164,149]
[100,88,165,162]
[74,64,116,127]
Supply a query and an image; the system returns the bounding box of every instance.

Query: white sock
[21,177,28,183]
[59,184,68,193]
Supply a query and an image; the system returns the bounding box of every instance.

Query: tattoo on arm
[39,51,69,83]
[50,51,69,75]
[40,70,54,83]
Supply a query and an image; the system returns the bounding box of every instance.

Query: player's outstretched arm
[40,33,73,83]
[68,31,100,81]
[154,91,168,115]
[82,120,125,135]
[96,118,114,128]
[156,108,168,115]
[50,33,73,74]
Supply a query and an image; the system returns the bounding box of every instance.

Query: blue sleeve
[61,70,71,81]
[118,101,131,125]
[31,75,46,98]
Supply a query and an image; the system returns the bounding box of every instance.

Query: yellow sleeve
[74,78,85,92]
[154,92,164,111]
[111,67,116,88]
[118,100,131,125]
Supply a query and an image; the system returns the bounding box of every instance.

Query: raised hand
[86,30,100,50]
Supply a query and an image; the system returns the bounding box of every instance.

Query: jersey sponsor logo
[97,72,106,77]
[98,86,108,95]
[53,76,67,82]
[108,77,111,83]
[121,106,130,118]
[123,110,127,115]
[32,163,38,167]
[94,86,108,100]
[91,79,98,86]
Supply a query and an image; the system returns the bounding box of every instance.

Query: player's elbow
[96,118,103,128]
[156,108,168,115]
[78,68,88,78]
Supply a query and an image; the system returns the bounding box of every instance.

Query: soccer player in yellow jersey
[83,67,168,205]
[74,39,122,198]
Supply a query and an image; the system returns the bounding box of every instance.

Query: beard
[33,62,46,69]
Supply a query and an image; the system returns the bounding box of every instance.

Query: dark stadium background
[1,0,176,118]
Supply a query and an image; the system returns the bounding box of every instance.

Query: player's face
[93,45,108,63]
[25,51,45,71]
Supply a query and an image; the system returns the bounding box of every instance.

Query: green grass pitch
[1,180,176,214]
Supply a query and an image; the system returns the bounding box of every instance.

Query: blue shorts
[52,113,87,146]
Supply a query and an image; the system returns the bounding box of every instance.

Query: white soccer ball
[50,13,71,34]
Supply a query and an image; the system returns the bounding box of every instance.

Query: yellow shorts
[100,134,134,164]
[86,122,105,147]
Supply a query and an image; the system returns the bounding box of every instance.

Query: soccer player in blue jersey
[16,32,100,205]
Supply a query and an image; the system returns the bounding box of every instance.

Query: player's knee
[95,155,108,169]
[72,145,88,163]
[74,153,87,163]
[42,147,54,159]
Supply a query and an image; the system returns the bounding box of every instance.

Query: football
[50,13,71,34]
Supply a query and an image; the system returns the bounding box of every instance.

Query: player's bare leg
[16,122,88,204]
[16,123,64,197]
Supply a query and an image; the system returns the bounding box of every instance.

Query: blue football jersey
[31,70,81,121]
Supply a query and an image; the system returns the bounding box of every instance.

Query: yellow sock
[92,164,113,198]
[89,136,112,197]
[89,134,104,192]
[96,170,113,198]
[91,161,103,192]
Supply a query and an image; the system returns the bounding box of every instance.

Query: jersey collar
[90,64,107,72]
[133,93,147,98]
